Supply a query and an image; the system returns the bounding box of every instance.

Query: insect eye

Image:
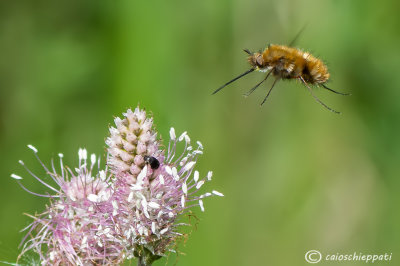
[256,55,264,66]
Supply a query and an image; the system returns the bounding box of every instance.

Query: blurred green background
[1,0,399,265]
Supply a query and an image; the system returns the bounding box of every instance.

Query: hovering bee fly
[213,37,350,113]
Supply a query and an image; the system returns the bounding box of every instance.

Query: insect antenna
[212,68,254,95]
[243,70,272,97]
[321,84,351,96]
[260,78,279,106]
[299,77,341,114]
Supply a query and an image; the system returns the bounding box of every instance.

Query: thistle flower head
[106,107,163,184]
[107,109,224,260]
[12,146,122,265]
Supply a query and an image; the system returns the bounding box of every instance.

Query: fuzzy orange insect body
[213,44,349,113]
[249,45,329,84]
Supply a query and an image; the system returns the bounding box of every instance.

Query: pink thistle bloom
[12,106,223,266]
[106,108,224,263]
[11,146,123,265]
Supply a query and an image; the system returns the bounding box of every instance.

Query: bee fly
[213,32,350,113]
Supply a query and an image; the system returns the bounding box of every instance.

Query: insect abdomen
[304,58,330,84]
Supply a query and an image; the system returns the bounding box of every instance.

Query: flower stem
[137,256,150,266]
[136,246,162,266]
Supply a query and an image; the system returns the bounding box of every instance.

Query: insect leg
[299,77,341,114]
[321,84,351,96]
[212,69,254,95]
[243,70,272,97]
[260,78,279,106]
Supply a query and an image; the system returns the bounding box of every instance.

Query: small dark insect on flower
[213,40,350,113]
[144,155,160,170]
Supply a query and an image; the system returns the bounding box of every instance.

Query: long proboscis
[212,68,254,95]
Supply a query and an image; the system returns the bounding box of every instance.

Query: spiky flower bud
[106,108,162,184]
